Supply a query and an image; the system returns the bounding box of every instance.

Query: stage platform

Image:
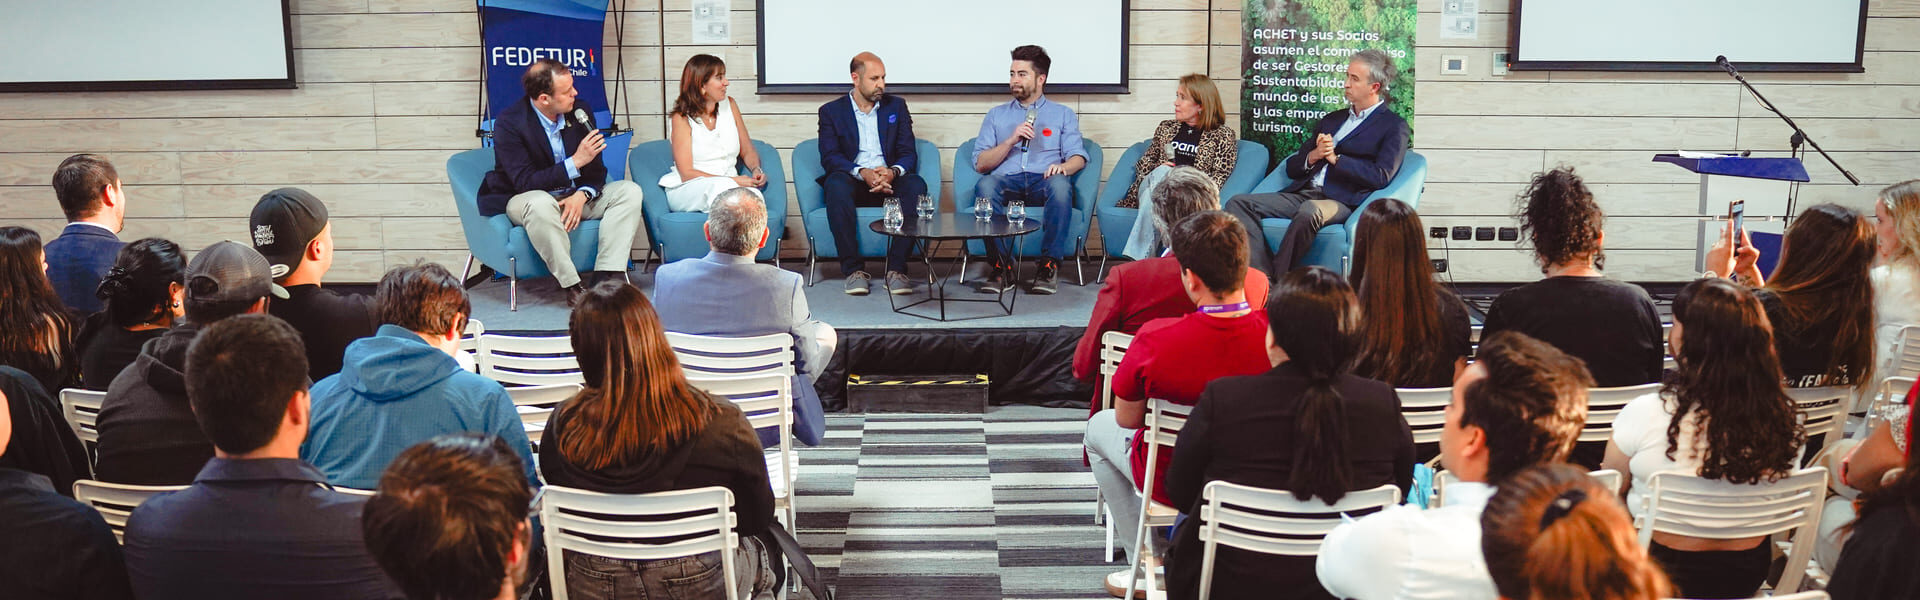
[465,260,1103,409]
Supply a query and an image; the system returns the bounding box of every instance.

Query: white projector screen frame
[1509,0,1867,72]
[0,0,296,92]
[755,0,1130,94]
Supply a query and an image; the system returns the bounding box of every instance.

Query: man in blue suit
[817,52,928,296]
[46,154,128,316]
[651,188,832,448]
[1225,49,1411,279]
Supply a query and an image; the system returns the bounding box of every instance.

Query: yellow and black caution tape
[848,374,989,386]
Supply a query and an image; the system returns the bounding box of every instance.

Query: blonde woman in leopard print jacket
[1119,73,1238,259]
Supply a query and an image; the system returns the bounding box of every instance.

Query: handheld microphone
[1017,107,1038,151]
[570,107,595,131]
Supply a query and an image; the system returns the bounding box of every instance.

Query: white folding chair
[540,485,743,600]
[477,333,583,387]
[457,318,485,373]
[72,479,186,543]
[1123,398,1194,600]
[666,332,798,380]
[1195,481,1400,600]
[58,388,107,445]
[1095,330,1135,561]
[1636,467,1828,594]
[686,374,796,540]
[332,486,376,497]
[1582,383,1663,443]
[1397,387,1452,446]
[1870,375,1916,427]
[1435,468,1623,507]
[1787,386,1851,467]
[507,383,582,446]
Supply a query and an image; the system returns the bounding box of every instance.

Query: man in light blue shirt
[970,45,1088,295]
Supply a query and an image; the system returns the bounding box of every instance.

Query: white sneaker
[1104,567,1164,598]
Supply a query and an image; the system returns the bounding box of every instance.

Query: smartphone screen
[1729,200,1746,247]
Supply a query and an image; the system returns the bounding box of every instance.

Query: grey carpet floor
[793,406,1118,600]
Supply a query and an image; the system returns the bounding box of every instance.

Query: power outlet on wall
[1431,258,1449,273]
[1498,227,1519,241]
[1430,226,1448,239]
[1475,227,1497,241]
[1451,226,1472,240]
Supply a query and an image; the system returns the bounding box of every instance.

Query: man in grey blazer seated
[652,187,832,447]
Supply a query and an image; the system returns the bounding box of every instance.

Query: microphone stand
[1717,58,1860,225]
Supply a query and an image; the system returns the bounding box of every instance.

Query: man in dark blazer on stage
[817,52,928,296]
[478,59,644,306]
[46,154,128,316]
[1225,49,1411,278]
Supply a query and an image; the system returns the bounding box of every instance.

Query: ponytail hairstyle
[1267,266,1363,502]
[1665,278,1804,484]
[1482,463,1674,600]
[96,238,186,328]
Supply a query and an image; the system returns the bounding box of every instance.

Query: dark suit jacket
[816,94,917,178]
[45,223,123,316]
[1282,104,1411,207]
[1163,362,1414,600]
[478,97,608,217]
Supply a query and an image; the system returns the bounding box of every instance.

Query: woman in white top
[1602,277,1805,600]
[1873,180,1920,371]
[661,53,765,212]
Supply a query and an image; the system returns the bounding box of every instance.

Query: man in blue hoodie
[300,262,536,490]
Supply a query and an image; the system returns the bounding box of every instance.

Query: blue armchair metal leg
[507,256,518,312]
[805,238,817,287]
[1075,236,1087,286]
[463,254,475,281]
[1097,254,1110,285]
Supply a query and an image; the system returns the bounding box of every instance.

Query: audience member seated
[123,314,401,599]
[1074,167,1270,411]
[75,238,184,391]
[45,153,128,316]
[0,385,134,600]
[300,262,536,490]
[478,58,646,304]
[1224,49,1410,279]
[1480,463,1674,600]
[1707,203,1876,389]
[537,282,778,599]
[1482,167,1662,389]
[1601,277,1805,599]
[652,188,831,448]
[1317,331,1592,600]
[1083,210,1273,597]
[0,366,90,499]
[818,52,928,296]
[1872,180,1920,372]
[251,187,377,381]
[1815,379,1913,571]
[363,434,535,600]
[1117,73,1238,260]
[1163,267,1414,600]
[662,53,768,212]
[1349,197,1472,389]
[1826,392,1920,600]
[95,241,286,485]
[970,44,1089,295]
[0,226,78,393]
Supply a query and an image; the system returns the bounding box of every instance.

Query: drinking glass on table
[883,197,903,229]
[1008,199,1027,223]
[974,197,992,221]
[917,194,935,218]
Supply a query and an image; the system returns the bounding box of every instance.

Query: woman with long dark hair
[0,226,77,392]
[1707,203,1876,389]
[1482,167,1663,388]
[75,238,185,390]
[1162,266,1414,600]
[658,53,766,212]
[1603,277,1805,599]
[1348,198,1472,388]
[537,282,777,599]
[1480,463,1674,600]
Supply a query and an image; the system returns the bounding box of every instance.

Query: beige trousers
[505,179,644,288]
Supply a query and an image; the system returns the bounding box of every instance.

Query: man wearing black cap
[251,187,378,381]
[95,241,288,485]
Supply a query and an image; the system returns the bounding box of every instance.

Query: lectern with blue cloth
[1654,154,1808,277]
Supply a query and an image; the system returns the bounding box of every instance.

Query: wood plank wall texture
[0,0,1914,282]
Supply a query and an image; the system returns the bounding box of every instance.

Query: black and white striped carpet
[792,406,1120,600]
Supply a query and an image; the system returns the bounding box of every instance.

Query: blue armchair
[1248,151,1428,274]
[448,147,606,311]
[628,139,789,265]
[1093,139,1271,279]
[791,138,943,285]
[951,137,1103,284]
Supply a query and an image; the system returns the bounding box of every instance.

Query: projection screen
[1510,0,1867,72]
[0,0,296,92]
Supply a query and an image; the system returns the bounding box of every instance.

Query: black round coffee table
[869,213,1040,321]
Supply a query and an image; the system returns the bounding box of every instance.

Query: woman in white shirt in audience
[1481,463,1673,600]
[1602,277,1805,600]
[1872,180,1920,372]
[660,53,766,212]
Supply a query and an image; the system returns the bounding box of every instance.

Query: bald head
[706,188,767,256]
[850,52,886,106]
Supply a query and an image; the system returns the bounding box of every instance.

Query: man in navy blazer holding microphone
[818,52,928,296]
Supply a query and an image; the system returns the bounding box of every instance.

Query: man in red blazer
[1073,168,1270,414]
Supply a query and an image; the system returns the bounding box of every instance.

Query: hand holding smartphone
[1728,200,1746,248]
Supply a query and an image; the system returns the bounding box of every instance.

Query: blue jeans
[976,171,1074,266]
[561,535,775,600]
